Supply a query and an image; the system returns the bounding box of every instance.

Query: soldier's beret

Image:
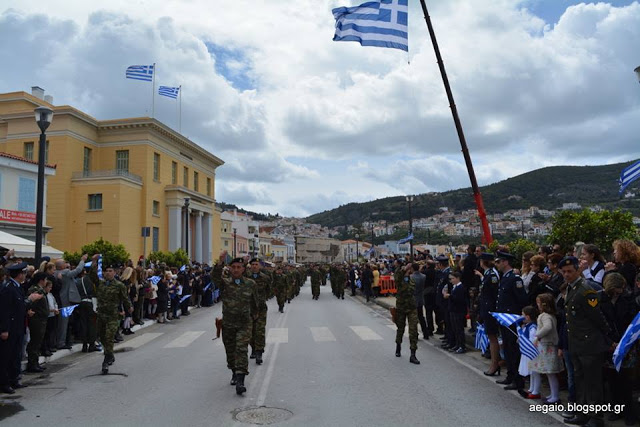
[495,251,516,261]
[249,258,260,264]
[31,272,48,283]
[558,256,579,268]
[104,263,121,269]
[435,255,449,264]
[6,261,28,271]
[230,258,245,265]
[479,253,495,261]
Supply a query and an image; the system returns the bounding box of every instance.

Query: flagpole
[179,85,182,134]
[419,0,493,244]
[152,62,156,118]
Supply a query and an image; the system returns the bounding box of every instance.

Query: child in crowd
[519,306,538,398]
[530,293,564,404]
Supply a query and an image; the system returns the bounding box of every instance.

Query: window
[44,141,49,164]
[116,150,129,173]
[207,177,211,196]
[153,152,160,181]
[83,147,92,175]
[152,200,159,216]
[194,171,199,192]
[18,177,36,212]
[171,161,177,184]
[24,142,34,160]
[183,167,188,187]
[152,227,159,252]
[88,194,102,210]
[224,240,228,247]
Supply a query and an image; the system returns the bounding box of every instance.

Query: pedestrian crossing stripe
[349,326,383,341]
[266,328,289,344]
[309,327,337,342]
[164,331,206,348]
[115,332,163,350]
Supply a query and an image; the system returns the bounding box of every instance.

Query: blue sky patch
[205,42,255,91]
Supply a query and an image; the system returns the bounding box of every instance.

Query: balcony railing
[72,169,143,184]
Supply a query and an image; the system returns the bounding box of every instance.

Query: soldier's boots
[256,351,263,365]
[235,374,246,395]
[410,350,420,365]
[82,344,89,353]
[101,357,110,375]
[250,350,256,359]
[230,372,237,386]
[107,354,115,366]
[395,343,401,357]
[279,307,284,313]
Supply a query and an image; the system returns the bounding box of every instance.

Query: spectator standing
[580,244,606,286]
[410,263,428,339]
[477,253,501,376]
[76,262,98,352]
[519,306,538,398]
[42,279,58,357]
[372,265,380,299]
[530,294,564,404]
[54,255,88,349]
[446,271,466,353]
[605,239,640,293]
[26,272,49,373]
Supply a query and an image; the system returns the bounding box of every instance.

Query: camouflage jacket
[27,285,49,320]
[395,270,415,311]
[310,269,323,285]
[246,271,271,309]
[222,276,258,321]
[273,272,288,291]
[91,270,131,318]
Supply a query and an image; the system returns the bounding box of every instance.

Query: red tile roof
[0,151,56,169]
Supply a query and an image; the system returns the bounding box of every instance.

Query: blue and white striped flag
[613,311,640,371]
[149,276,161,286]
[97,255,103,280]
[126,64,154,82]
[158,86,180,99]
[213,289,220,300]
[475,323,489,353]
[490,312,524,328]
[61,304,79,318]
[204,283,212,292]
[180,294,191,304]
[518,324,539,360]
[619,160,640,194]
[180,265,187,272]
[398,233,414,244]
[332,0,409,52]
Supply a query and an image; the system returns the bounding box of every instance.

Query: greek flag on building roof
[332,0,408,52]
[159,86,180,99]
[126,64,154,82]
[619,160,640,194]
[613,311,640,371]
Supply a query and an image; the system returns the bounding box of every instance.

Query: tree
[505,238,538,269]
[148,248,189,268]
[548,209,637,255]
[64,238,130,267]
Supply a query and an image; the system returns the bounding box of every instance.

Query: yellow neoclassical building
[0,88,224,264]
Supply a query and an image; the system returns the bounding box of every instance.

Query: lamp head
[34,106,53,132]
[635,66,640,84]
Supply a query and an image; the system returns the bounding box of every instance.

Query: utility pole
[406,196,414,261]
[233,228,237,258]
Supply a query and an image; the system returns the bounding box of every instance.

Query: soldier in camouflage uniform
[310,265,322,300]
[247,258,271,365]
[273,264,288,313]
[92,263,132,374]
[210,260,225,304]
[334,265,347,300]
[394,261,420,364]
[286,267,295,303]
[221,258,258,395]
[26,272,50,372]
[320,265,328,287]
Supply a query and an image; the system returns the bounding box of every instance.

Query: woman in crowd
[606,239,640,293]
[133,266,146,325]
[541,253,564,296]
[42,278,59,357]
[147,273,158,320]
[120,267,135,335]
[527,255,548,305]
[156,272,170,324]
[372,264,380,298]
[580,244,606,286]
[520,251,535,293]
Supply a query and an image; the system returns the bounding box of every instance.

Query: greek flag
[158,86,180,99]
[619,160,640,194]
[61,304,79,318]
[475,323,489,353]
[204,283,212,292]
[613,311,640,371]
[149,276,161,286]
[398,233,414,244]
[518,324,539,360]
[97,255,103,280]
[180,265,187,272]
[180,294,191,304]
[490,312,524,328]
[126,64,154,82]
[213,289,220,300]
[332,0,409,52]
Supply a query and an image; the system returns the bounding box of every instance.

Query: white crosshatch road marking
[164,331,206,348]
[310,327,337,342]
[350,326,383,341]
[266,328,289,344]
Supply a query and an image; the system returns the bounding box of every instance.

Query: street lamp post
[233,228,237,258]
[34,106,53,264]
[183,198,190,260]
[406,195,414,261]
[355,233,360,261]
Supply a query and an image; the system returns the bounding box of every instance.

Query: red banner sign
[0,209,36,225]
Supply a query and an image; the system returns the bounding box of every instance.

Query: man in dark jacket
[410,263,428,339]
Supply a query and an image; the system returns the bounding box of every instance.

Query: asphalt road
[1,281,560,427]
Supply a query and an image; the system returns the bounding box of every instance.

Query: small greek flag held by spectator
[180,265,187,272]
[149,276,161,286]
[398,233,413,244]
[356,279,362,289]
[126,64,154,82]
[84,261,92,268]
[158,86,180,99]
[180,294,191,304]
[490,312,524,328]
[475,323,489,353]
[61,304,79,318]
[619,160,640,194]
[518,324,539,360]
[204,283,212,292]
[613,311,640,371]
[332,0,409,52]
[97,255,103,280]
[213,289,220,300]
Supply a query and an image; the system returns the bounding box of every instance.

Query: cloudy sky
[1,0,639,217]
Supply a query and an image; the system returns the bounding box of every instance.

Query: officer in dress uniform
[560,256,609,427]
[435,256,453,349]
[493,251,528,393]
[0,262,44,394]
[476,253,501,375]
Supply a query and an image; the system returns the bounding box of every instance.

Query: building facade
[0,89,224,263]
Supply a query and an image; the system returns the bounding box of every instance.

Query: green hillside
[306,160,640,227]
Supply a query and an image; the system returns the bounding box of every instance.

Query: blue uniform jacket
[496,270,528,314]
[449,283,467,314]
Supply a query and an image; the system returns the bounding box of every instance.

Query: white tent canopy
[0,230,64,259]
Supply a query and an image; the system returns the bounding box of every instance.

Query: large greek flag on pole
[490,312,524,328]
[332,0,409,52]
[619,160,640,194]
[398,233,414,244]
[613,311,640,371]
[158,86,180,99]
[126,65,154,82]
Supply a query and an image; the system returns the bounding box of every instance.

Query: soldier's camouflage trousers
[27,319,46,367]
[222,319,252,375]
[395,308,418,351]
[250,308,267,352]
[97,316,120,357]
[276,288,287,308]
[311,283,320,297]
